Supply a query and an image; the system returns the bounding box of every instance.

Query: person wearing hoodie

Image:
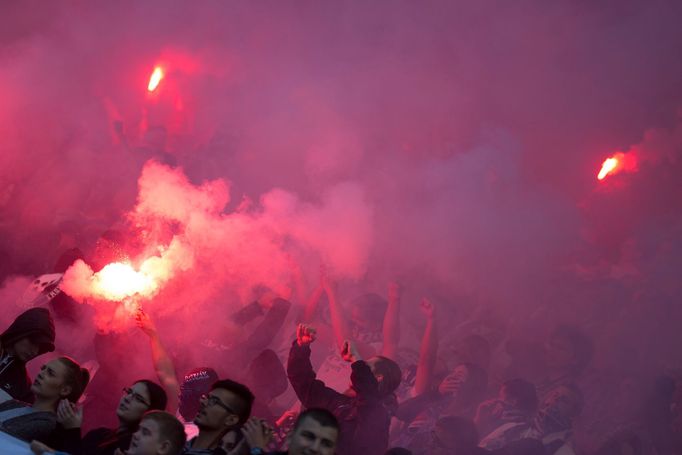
[287,324,402,455]
[0,308,56,403]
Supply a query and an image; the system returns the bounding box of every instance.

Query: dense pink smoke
[56,160,372,331]
[0,3,682,443]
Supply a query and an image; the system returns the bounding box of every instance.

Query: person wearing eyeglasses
[183,379,254,455]
[44,379,168,455]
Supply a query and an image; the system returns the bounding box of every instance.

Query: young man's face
[117,382,152,424]
[193,388,240,431]
[128,419,165,455]
[288,416,338,455]
[11,337,41,362]
[31,359,70,400]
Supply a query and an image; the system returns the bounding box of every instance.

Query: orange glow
[147,66,164,92]
[92,262,157,301]
[597,152,637,181]
[598,156,620,180]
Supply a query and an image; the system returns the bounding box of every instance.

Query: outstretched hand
[296,323,317,347]
[341,340,361,363]
[135,309,157,337]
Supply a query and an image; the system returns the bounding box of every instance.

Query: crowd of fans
[0,255,680,455]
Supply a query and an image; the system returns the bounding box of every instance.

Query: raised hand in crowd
[341,340,362,363]
[134,308,158,337]
[135,308,180,413]
[415,297,438,395]
[296,323,317,347]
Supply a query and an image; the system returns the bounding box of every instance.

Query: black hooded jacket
[287,340,395,455]
[0,308,56,403]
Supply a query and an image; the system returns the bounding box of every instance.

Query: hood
[1,308,56,355]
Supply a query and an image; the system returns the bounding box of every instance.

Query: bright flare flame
[147,67,164,92]
[598,156,620,180]
[92,262,157,301]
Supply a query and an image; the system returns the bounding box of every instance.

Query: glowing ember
[147,66,164,92]
[92,262,156,301]
[598,156,620,180]
[597,152,637,181]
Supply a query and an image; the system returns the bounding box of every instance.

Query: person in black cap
[178,367,220,440]
[0,307,56,403]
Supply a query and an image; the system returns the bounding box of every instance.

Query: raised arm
[136,309,180,412]
[287,324,343,409]
[414,298,438,395]
[382,282,402,359]
[321,268,351,351]
[302,279,325,323]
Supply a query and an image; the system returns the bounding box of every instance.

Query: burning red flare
[147,66,164,92]
[93,262,157,301]
[597,152,637,181]
[598,156,620,180]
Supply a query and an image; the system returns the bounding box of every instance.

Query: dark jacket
[0,399,56,443]
[0,308,56,403]
[55,426,133,455]
[287,340,392,455]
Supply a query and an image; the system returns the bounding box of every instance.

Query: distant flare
[598,156,620,180]
[597,152,637,181]
[147,66,164,92]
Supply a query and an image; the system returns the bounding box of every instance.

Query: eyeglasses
[200,393,235,414]
[122,387,151,407]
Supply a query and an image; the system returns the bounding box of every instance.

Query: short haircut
[211,379,255,424]
[294,408,339,432]
[135,379,168,411]
[372,356,402,396]
[502,378,538,413]
[141,411,186,455]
